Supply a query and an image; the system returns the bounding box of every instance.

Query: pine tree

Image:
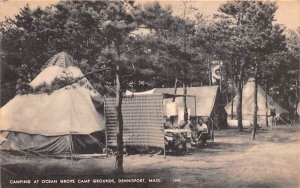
[209,1,286,134]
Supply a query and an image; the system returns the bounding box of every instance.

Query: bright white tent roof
[0,52,105,136]
[125,89,156,96]
[225,80,288,118]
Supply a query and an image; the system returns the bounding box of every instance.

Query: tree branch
[57,67,111,89]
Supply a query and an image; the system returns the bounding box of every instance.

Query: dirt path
[1,125,300,188]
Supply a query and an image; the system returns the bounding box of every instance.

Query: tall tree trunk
[236,69,244,132]
[294,79,299,123]
[172,77,178,102]
[207,56,212,86]
[183,82,188,121]
[282,73,289,109]
[115,65,124,174]
[231,95,234,119]
[265,82,269,127]
[252,62,259,140]
[231,74,235,120]
[219,61,222,92]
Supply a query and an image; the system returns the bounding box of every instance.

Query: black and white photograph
[0,0,299,187]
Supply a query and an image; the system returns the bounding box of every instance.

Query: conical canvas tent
[225,80,289,127]
[0,52,106,156]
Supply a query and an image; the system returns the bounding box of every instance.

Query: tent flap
[0,132,70,155]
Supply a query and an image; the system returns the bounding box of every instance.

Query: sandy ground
[1,124,300,188]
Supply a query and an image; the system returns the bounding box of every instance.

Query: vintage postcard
[0,0,299,187]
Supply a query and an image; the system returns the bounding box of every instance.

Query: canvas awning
[126,86,219,117]
[154,87,219,117]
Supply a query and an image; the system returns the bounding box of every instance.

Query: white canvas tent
[126,86,228,128]
[225,80,289,127]
[0,52,106,155]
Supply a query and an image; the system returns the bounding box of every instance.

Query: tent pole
[104,99,108,157]
[69,134,74,160]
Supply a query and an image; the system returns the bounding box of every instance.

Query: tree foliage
[1,1,299,139]
[204,1,287,132]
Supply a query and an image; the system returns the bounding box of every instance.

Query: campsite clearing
[1,124,299,188]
